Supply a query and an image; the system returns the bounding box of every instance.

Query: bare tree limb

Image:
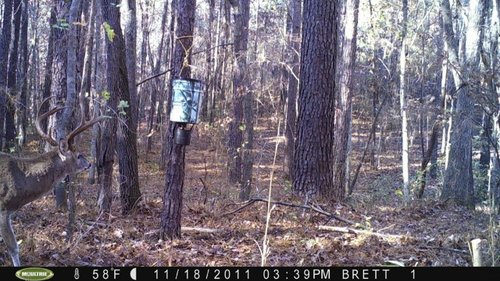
[221,198,357,226]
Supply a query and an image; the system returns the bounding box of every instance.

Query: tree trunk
[121,0,139,128]
[332,0,359,201]
[160,0,177,170]
[160,0,196,240]
[40,5,57,147]
[0,0,13,150]
[442,0,486,208]
[284,0,301,182]
[399,0,410,205]
[230,0,252,201]
[17,0,29,148]
[103,0,141,215]
[98,0,121,214]
[5,0,23,152]
[202,0,215,122]
[227,2,244,185]
[50,0,71,210]
[293,0,337,201]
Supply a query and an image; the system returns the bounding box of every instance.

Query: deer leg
[0,211,20,266]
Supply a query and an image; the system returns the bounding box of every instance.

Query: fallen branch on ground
[221,198,357,226]
[418,245,469,255]
[318,225,406,241]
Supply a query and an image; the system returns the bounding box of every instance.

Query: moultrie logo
[15,267,54,281]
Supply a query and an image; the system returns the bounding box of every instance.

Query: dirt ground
[1,117,499,267]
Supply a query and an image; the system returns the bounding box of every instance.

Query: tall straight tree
[50,0,71,209]
[17,0,29,147]
[441,0,486,208]
[227,0,247,187]
[4,0,23,151]
[98,0,118,214]
[0,0,13,150]
[160,0,196,240]
[100,0,141,214]
[121,0,139,127]
[285,0,301,182]
[228,0,253,200]
[399,0,410,204]
[332,0,359,201]
[293,0,337,200]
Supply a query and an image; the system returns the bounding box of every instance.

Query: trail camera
[170,78,204,145]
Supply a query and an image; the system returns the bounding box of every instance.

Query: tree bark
[227,1,245,185]
[399,0,410,205]
[284,0,301,182]
[332,0,359,201]
[103,0,141,215]
[17,0,29,147]
[441,0,486,208]
[233,0,252,201]
[160,0,196,240]
[121,0,139,128]
[293,0,337,201]
[5,0,23,151]
[98,0,120,214]
[0,0,13,150]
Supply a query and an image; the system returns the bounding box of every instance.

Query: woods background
[0,0,499,267]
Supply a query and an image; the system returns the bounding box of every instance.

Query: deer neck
[24,151,69,190]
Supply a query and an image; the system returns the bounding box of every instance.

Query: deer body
[0,151,89,210]
[0,97,107,266]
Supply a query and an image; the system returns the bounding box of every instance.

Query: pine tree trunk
[160,0,196,240]
[0,0,13,150]
[293,0,337,201]
[332,0,359,201]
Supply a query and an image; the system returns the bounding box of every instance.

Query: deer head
[35,96,108,172]
[0,96,109,266]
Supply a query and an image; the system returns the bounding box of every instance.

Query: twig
[221,198,357,226]
[418,245,469,255]
[135,43,234,87]
[318,225,406,241]
[136,68,174,87]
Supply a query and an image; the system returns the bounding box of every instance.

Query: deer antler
[65,96,111,147]
[35,96,64,146]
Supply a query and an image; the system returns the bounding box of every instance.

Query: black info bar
[1,266,498,281]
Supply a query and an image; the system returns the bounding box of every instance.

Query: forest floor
[2,116,499,267]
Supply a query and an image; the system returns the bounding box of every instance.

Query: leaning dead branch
[221,198,357,226]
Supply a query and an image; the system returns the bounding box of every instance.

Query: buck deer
[0,97,108,266]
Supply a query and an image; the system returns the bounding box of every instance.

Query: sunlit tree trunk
[333,0,359,201]
[399,0,410,205]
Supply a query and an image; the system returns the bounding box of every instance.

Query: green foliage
[473,160,489,202]
[101,90,111,101]
[118,100,129,116]
[52,19,70,30]
[103,22,115,42]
